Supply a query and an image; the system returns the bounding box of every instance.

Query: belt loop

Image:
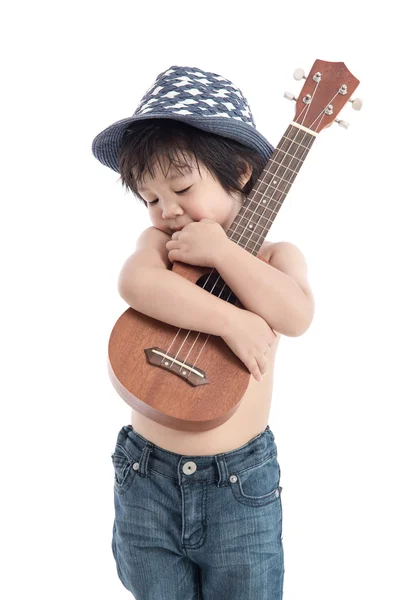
[215,454,229,487]
[137,441,154,477]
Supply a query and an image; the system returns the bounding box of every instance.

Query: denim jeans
[111,424,284,599]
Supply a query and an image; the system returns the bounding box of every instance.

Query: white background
[2,1,399,598]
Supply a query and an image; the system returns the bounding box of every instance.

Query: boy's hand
[166,218,229,268]
[221,309,277,383]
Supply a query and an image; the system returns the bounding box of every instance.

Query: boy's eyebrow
[138,166,193,191]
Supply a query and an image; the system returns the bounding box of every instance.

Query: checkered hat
[91,65,275,173]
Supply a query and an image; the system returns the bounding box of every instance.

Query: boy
[92,65,315,599]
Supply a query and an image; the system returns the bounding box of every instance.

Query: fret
[267,159,301,175]
[264,166,299,187]
[228,231,265,256]
[254,169,297,192]
[249,191,287,206]
[273,153,304,172]
[231,224,269,243]
[256,173,285,189]
[276,138,309,159]
[234,204,279,224]
[252,190,287,205]
[282,124,316,146]
[273,149,306,162]
[226,122,317,255]
[275,146,306,163]
[282,135,312,151]
[255,174,294,187]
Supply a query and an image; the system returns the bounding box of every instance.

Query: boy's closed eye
[147,186,192,205]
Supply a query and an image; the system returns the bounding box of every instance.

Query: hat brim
[91,112,274,174]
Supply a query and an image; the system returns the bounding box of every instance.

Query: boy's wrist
[213,238,234,271]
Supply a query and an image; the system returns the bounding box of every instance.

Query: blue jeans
[111,424,284,599]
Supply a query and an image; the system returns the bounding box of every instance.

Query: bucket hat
[91,65,274,173]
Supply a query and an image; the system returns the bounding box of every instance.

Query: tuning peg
[335,119,350,129]
[293,68,306,81]
[284,91,297,101]
[348,97,363,111]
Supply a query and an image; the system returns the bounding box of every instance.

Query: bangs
[117,118,267,207]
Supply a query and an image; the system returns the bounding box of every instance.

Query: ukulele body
[107,258,269,432]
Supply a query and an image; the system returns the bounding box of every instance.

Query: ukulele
[107,59,361,432]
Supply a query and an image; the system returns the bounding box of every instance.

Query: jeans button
[182,461,197,475]
[229,475,238,483]
[132,462,139,471]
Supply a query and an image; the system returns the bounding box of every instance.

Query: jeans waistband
[113,424,277,487]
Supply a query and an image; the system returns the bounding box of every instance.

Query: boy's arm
[119,267,244,338]
[214,240,315,337]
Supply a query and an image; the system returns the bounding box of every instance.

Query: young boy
[92,65,315,600]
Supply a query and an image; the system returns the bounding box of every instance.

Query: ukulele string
[161,79,334,380]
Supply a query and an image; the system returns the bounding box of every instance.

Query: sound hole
[196,272,238,306]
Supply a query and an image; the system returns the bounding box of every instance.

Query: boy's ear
[239,163,253,189]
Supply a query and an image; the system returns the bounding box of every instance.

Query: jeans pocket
[111,445,137,495]
[229,451,283,508]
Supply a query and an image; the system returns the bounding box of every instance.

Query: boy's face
[136,153,251,236]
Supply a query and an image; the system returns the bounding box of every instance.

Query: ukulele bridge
[144,347,209,387]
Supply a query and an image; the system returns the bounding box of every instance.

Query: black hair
[117,118,267,207]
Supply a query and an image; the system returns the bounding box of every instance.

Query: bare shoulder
[257,240,275,262]
[263,240,314,299]
[266,240,308,263]
[258,240,308,261]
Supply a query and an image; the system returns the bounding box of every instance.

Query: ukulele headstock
[286,59,361,133]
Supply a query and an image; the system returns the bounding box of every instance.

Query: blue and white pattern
[91,65,274,174]
[134,67,256,127]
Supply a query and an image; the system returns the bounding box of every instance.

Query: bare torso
[130,242,280,456]
[131,332,280,455]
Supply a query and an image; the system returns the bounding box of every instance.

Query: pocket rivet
[229,475,238,483]
[132,462,139,471]
[275,488,280,497]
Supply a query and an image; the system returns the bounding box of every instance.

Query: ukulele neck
[227,123,317,256]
